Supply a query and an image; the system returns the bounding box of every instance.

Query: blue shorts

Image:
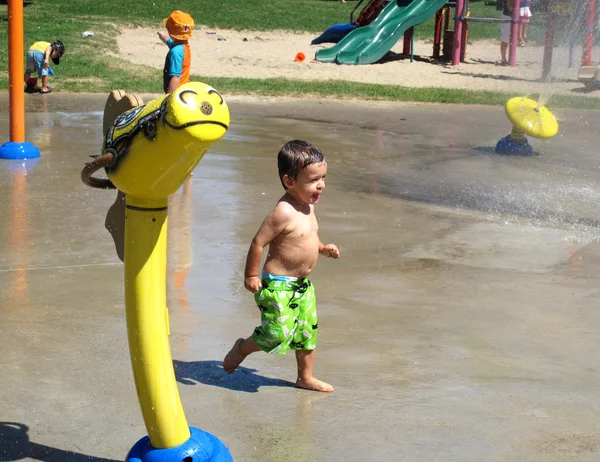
[26,50,53,77]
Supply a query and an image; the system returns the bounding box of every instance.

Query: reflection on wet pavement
[1,95,600,461]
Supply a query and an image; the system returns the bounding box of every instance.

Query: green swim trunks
[251,273,318,354]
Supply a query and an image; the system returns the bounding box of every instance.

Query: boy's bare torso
[263,198,320,278]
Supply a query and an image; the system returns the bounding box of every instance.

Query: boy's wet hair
[278,140,325,190]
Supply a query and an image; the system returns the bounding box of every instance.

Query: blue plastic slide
[311,22,356,45]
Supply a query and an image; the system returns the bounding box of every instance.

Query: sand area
[115,26,599,98]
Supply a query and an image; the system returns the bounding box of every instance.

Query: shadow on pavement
[0,422,120,462]
[174,359,296,393]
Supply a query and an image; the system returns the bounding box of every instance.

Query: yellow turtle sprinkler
[495,97,559,155]
[81,82,232,462]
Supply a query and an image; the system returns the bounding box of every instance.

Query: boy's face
[284,161,327,205]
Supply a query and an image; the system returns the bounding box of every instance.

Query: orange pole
[8,0,25,142]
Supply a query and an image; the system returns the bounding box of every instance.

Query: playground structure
[314,0,599,89]
[81,83,233,461]
[433,2,467,62]
[452,0,520,66]
[573,0,599,88]
[314,0,522,66]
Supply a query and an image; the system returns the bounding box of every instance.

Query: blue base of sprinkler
[126,427,233,462]
[0,141,40,160]
[495,135,533,155]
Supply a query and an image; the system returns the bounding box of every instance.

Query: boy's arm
[244,205,292,292]
[166,76,180,94]
[157,31,170,44]
[319,241,341,259]
[244,239,263,279]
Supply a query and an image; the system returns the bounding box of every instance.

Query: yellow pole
[124,196,189,448]
[82,84,232,459]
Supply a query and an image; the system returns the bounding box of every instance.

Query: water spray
[495,97,559,155]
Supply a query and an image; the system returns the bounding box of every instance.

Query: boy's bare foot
[223,338,246,374]
[296,376,334,393]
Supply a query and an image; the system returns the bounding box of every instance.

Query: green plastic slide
[315,0,449,65]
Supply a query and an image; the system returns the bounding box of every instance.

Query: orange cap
[294,52,306,62]
[164,10,194,40]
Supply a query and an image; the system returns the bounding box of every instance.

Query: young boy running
[224,140,340,392]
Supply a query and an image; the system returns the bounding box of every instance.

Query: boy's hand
[244,276,262,293]
[43,59,49,69]
[157,31,169,43]
[321,244,340,259]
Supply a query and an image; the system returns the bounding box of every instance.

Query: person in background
[157,10,194,94]
[519,0,532,46]
[24,40,65,94]
[498,0,514,65]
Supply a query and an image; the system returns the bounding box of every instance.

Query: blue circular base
[0,141,41,160]
[495,135,533,155]
[126,427,233,462]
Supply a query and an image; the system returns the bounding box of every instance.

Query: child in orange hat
[157,11,194,94]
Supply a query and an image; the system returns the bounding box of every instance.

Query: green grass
[0,0,598,108]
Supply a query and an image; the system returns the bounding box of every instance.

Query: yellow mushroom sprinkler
[81,82,232,462]
[495,97,559,155]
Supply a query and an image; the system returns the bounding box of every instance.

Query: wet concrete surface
[1,93,600,461]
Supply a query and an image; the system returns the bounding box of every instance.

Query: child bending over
[24,40,64,94]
